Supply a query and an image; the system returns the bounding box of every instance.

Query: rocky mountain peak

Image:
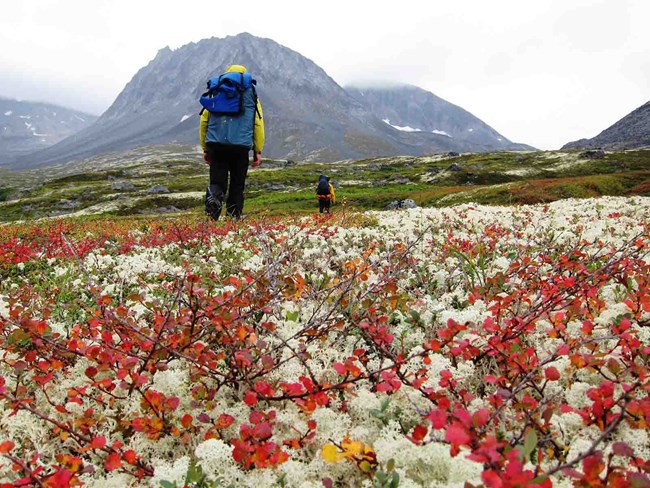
[12,33,533,169]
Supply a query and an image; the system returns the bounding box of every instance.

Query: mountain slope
[346,84,532,152]
[0,97,97,165]
[563,100,650,150]
[14,33,532,169]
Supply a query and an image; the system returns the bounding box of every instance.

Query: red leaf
[333,362,346,375]
[43,468,73,488]
[104,452,122,471]
[165,396,180,410]
[254,381,274,397]
[445,424,471,446]
[544,366,561,381]
[123,449,137,465]
[91,436,106,449]
[612,442,634,458]
[0,440,14,454]
[181,414,193,429]
[582,452,604,480]
[252,422,273,440]
[411,424,428,443]
[482,469,504,488]
[426,409,447,429]
[472,408,490,428]
[244,390,258,406]
[84,366,98,378]
[217,414,235,429]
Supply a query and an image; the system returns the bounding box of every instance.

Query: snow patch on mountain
[383,119,452,137]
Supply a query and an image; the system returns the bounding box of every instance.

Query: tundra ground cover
[1,196,649,487]
[1,149,648,221]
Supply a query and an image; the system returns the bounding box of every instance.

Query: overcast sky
[1,0,648,149]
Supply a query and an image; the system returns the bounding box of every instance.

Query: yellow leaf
[321,444,341,462]
[342,440,364,456]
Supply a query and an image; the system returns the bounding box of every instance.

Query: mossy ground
[1,148,649,221]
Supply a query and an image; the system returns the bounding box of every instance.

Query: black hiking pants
[206,143,250,218]
[318,198,331,213]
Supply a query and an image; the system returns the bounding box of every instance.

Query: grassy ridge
[0,148,649,221]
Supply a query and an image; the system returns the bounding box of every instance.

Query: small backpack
[317,177,331,196]
[200,72,256,116]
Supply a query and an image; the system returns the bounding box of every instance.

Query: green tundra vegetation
[0,148,648,221]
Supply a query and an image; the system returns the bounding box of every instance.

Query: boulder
[447,151,460,157]
[385,199,418,210]
[146,185,170,194]
[56,199,80,209]
[579,149,606,159]
[447,163,463,171]
[111,180,135,191]
[261,182,287,191]
[389,176,411,185]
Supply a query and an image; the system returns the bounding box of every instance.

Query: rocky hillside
[15,33,532,169]
[0,97,96,165]
[346,85,532,152]
[563,100,650,150]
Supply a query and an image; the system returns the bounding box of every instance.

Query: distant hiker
[199,64,264,220]
[316,175,336,213]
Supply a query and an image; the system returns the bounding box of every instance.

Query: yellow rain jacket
[329,183,336,203]
[199,65,265,153]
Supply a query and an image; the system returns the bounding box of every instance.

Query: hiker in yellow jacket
[316,174,336,213]
[199,64,265,220]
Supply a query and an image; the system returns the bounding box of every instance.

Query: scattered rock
[332,181,340,189]
[427,167,441,174]
[261,182,287,191]
[372,180,388,187]
[385,199,418,210]
[285,160,296,166]
[515,155,525,163]
[469,164,485,170]
[139,206,181,214]
[367,163,382,171]
[146,185,170,194]
[447,152,460,157]
[448,163,463,171]
[579,149,606,159]
[111,180,135,191]
[389,176,411,185]
[56,199,80,209]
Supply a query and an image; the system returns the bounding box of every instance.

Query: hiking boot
[205,185,223,221]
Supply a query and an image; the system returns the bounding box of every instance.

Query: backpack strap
[251,81,262,119]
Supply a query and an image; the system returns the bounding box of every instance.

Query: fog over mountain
[0,98,96,165]
[563,100,650,150]
[11,33,533,169]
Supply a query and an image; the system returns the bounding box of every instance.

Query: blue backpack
[200,72,256,115]
[317,176,331,195]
